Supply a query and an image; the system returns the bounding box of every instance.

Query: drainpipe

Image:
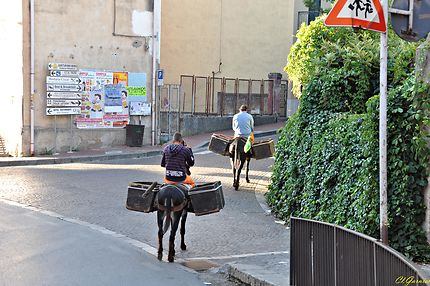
[151,0,161,146]
[151,36,156,145]
[30,0,35,155]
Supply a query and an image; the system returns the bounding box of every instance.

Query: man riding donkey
[230,104,255,190]
[157,132,195,262]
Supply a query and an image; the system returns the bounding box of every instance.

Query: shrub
[267,17,430,261]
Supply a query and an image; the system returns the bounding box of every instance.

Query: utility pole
[379,0,389,245]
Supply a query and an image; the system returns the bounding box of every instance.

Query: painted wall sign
[46,107,81,115]
[47,99,82,107]
[48,63,78,71]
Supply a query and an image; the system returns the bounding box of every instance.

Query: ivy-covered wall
[266,18,430,261]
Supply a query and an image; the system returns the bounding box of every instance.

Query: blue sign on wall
[157,69,164,86]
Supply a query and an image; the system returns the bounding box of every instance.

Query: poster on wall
[130,102,151,116]
[113,72,128,86]
[78,70,96,119]
[127,72,147,102]
[75,70,131,129]
[104,84,123,113]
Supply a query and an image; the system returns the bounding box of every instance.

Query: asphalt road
[0,137,289,284]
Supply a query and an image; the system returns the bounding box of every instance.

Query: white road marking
[185,250,289,261]
[194,150,212,155]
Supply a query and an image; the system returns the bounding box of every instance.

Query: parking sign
[157,70,164,86]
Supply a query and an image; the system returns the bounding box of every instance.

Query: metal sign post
[68,115,73,153]
[380,0,389,245]
[53,115,59,155]
[324,0,389,245]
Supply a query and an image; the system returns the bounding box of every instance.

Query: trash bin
[126,124,145,147]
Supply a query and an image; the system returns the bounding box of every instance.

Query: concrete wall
[23,0,154,155]
[160,0,297,84]
[179,114,278,137]
[0,0,25,156]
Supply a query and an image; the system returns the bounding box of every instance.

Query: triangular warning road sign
[324,0,386,32]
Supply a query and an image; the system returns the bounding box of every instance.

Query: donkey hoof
[246,179,250,183]
[181,243,187,251]
[168,255,174,263]
[234,185,239,191]
[157,252,163,261]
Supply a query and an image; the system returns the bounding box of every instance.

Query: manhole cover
[181,259,219,271]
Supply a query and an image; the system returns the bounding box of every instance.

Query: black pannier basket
[188,181,225,216]
[208,134,234,156]
[252,139,275,160]
[126,182,161,213]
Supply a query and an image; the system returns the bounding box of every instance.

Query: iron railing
[290,217,428,286]
[179,75,289,116]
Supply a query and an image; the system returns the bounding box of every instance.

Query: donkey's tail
[162,195,172,234]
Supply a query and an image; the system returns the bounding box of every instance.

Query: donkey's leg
[235,159,246,190]
[168,211,182,262]
[180,210,188,250]
[246,158,251,183]
[157,210,164,260]
[232,157,238,189]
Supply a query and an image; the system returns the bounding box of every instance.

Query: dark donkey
[157,184,189,262]
[229,137,252,190]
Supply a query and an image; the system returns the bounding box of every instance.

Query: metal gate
[156,84,181,143]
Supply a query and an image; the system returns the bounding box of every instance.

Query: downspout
[151,0,161,146]
[30,0,35,155]
[151,29,156,145]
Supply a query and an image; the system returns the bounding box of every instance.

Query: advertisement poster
[126,86,147,102]
[76,70,129,128]
[90,89,104,118]
[79,70,96,119]
[128,72,147,102]
[104,84,123,113]
[113,72,128,86]
[130,102,151,116]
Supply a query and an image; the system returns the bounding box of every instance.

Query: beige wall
[22,0,154,155]
[0,0,24,156]
[160,0,298,84]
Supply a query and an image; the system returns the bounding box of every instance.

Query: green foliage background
[266,17,430,261]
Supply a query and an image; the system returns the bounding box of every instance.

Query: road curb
[0,128,280,167]
[0,150,162,167]
[225,263,276,286]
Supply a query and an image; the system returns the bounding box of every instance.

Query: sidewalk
[0,199,204,286]
[0,121,285,167]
